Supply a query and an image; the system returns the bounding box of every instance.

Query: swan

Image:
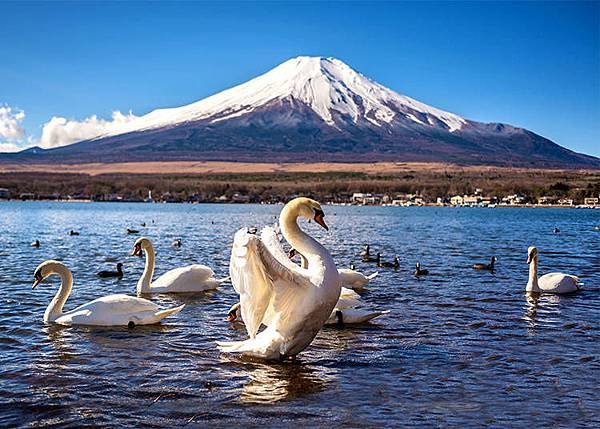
[289,248,377,291]
[413,261,429,276]
[32,260,184,326]
[227,302,387,327]
[526,246,580,294]
[217,197,341,360]
[98,262,123,278]
[132,237,226,294]
[473,256,497,271]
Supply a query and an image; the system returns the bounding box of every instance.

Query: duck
[377,253,399,269]
[413,262,429,277]
[526,246,580,294]
[132,237,226,294]
[172,239,182,247]
[126,228,140,235]
[217,197,341,360]
[68,230,80,236]
[227,302,388,327]
[31,239,40,248]
[140,222,146,227]
[361,245,378,262]
[32,260,184,326]
[472,256,497,271]
[553,227,560,233]
[360,244,370,257]
[97,262,124,278]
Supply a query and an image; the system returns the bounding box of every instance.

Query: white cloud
[40,111,139,148]
[0,105,25,141]
[0,142,21,152]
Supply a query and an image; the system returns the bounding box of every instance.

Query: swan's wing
[260,225,309,274]
[230,228,312,338]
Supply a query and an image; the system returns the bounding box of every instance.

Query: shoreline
[0,199,597,209]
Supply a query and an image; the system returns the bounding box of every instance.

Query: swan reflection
[240,362,335,404]
[523,292,563,331]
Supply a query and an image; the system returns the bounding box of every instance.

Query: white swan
[227,302,388,326]
[217,197,341,360]
[526,246,581,294]
[32,260,184,326]
[132,237,226,294]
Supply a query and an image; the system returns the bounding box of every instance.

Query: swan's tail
[367,272,379,280]
[155,304,185,319]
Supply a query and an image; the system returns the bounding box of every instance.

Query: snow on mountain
[93,56,467,139]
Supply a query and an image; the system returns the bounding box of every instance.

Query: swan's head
[527,246,538,264]
[32,260,67,289]
[227,302,241,322]
[132,237,152,256]
[287,197,328,230]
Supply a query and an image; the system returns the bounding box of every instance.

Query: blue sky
[1,1,598,156]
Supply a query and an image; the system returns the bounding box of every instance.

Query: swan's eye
[34,270,43,281]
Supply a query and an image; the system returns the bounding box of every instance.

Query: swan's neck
[526,257,540,292]
[44,266,73,323]
[279,205,330,270]
[137,245,155,294]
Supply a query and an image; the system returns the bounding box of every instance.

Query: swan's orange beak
[314,210,328,231]
[131,243,142,256]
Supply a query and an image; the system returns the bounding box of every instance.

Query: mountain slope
[4,56,598,167]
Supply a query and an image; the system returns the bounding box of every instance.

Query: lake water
[0,202,598,427]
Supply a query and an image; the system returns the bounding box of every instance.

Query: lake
[0,202,598,427]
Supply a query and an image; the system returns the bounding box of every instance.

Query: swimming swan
[217,197,341,360]
[132,237,226,294]
[526,246,580,294]
[32,260,184,326]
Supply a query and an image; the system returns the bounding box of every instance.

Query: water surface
[0,202,598,427]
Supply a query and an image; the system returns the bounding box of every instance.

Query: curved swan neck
[44,264,73,323]
[526,256,540,292]
[137,243,155,294]
[279,203,324,264]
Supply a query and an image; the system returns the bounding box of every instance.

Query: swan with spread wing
[217,197,341,360]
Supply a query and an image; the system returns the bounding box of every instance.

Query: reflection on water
[0,202,598,426]
[241,362,334,404]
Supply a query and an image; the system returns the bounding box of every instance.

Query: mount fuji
[6,56,599,167]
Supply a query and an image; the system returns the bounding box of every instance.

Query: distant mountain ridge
[3,56,598,168]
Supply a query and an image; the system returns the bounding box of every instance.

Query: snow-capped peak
[93,56,467,139]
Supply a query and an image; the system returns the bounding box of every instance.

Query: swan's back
[56,294,183,325]
[539,272,580,294]
[152,264,216,292]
